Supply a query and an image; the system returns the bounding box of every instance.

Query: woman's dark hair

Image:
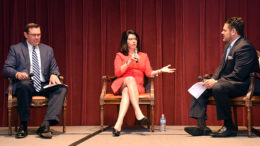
[121,29,141,55]
[225,17,244,37]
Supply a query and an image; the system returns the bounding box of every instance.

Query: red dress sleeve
[114,53,129,77]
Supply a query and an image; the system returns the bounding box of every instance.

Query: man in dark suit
[2,23,67,139]
[184,17,259,137]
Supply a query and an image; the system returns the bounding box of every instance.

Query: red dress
[111,52,153,94]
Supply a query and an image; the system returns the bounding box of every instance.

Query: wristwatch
[51,73,59,77]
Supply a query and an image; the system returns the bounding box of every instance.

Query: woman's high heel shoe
[112,128,120,137]
[137,117,149,125]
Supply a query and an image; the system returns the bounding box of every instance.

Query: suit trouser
[189,80,247,121]
[15,80,67,123]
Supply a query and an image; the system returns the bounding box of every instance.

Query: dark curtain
[1,0,260,126]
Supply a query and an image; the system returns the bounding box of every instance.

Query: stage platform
[0,126,259,146]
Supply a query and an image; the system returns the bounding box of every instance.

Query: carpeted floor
[0,126,259,146]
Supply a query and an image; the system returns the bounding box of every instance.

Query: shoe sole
[39,132,53,139]
[184,127,212,136]
[211,133,237,137]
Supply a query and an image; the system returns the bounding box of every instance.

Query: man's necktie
[32,46,41,92]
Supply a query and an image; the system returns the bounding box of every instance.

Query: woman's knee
[124,76,136,85]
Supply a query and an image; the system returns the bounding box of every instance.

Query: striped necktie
[32,46,41,92]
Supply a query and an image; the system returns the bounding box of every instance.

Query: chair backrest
[144,74,151,93]
[257,51,260,68]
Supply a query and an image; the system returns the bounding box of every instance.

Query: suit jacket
[212,37,259,91]
[2,41,60,94]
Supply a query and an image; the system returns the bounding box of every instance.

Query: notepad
[43,84,67,89]
[188,82,207,99]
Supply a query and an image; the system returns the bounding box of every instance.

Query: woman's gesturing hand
[160,64,176,73]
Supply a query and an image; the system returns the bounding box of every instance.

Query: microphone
[28,73,34,83]
[198,76,203,81]
[29,72,34,78]
[134,48,139,62]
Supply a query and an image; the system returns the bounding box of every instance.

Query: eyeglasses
[128,38,137,41]
[28,33,41,37]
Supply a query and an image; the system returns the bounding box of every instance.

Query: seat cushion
[208,95,260,105]
[104,93,151,99]
[12,96,48,107]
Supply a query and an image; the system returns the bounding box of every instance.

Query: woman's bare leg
[124,77,145,120]
[114,87,130,131]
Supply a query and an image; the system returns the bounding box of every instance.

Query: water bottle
[160,114,166,132]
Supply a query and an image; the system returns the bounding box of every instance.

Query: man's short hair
[225,17,244,37]
[24,23,40,34]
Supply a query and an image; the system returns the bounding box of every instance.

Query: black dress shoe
[16,127,28,138]
[112,128,120,137]
[211,126,237,137]
[184,126,212,136]
[36,125,52,139]
[137,117,149,125]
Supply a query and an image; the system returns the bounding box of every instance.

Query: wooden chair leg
[15,108,18,132]
[100,105,104,131]
[8,107,12,135]
[151,105,154,132]
[247,104,252,137]
[233,106,238,127]
[63,105,66,133]
[147,105,150,129]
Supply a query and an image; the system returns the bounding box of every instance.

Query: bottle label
[160,119,166,124]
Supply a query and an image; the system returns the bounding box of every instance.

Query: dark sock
[198,118,206,128]
[48,120,58,126]
[41,120,49,128]
[224,119,234,128]
[20,121,27,130]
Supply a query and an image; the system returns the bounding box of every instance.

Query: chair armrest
[102,75,117,82]
[244,72,259,100]
[252,72,260,79]
[149,77,155,100]
[100,75,115,104]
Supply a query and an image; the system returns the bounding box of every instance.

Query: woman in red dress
[111,30,175,136]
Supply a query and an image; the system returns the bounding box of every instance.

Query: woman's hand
[160,64,176,73]
[131,52,140,62]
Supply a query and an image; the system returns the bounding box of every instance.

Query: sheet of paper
[188,82,207,99]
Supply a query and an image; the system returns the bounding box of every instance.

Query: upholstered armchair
[100,75,155,132]
[7,76,67,135]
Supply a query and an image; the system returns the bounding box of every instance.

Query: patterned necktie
[32,46,41,92]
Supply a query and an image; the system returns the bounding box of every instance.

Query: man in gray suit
[2,23,67,139]
[184,17,259,137]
